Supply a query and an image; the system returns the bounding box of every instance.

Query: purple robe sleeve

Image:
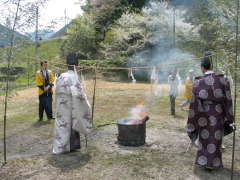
[187,84,204,141]
[222,78,233,125]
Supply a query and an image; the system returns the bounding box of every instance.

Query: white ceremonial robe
[53,70,92,154]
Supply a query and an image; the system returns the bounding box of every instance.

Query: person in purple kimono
[187,51,234,170]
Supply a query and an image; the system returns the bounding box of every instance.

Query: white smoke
[126,1,198,82]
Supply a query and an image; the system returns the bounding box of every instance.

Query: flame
[137,99,144,106]
[127,99,148,125]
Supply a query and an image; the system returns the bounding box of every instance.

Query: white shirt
[205,71,214,75]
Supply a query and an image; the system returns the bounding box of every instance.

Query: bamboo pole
[231,0,239,179]
[27,53,30,85]
[91,67,97,126]
[34,6,39,73]
[150,68,154,113]
[3,0,21,165]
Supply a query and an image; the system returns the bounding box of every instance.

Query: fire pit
[117,116,149,146]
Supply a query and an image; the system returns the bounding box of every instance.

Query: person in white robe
[53,53,92,154]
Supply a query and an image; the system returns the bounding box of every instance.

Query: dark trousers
[39,93,53,119]
[70,128,81,151]
[169,95,176,114]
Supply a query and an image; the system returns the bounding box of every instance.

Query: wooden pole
[34,6,39,73]
[27,53,30,85]
[173,6,176,49]
[91,67,97,126]
[231,0,239,179]
[150,68,154,113]
[3,0,21,165]
[64,9,67,26]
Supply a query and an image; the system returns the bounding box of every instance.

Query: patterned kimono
[187,72,233,168]
[53,70,92,154]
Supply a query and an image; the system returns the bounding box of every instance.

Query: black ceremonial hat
[66,53,79,66]
[201,51,212,69]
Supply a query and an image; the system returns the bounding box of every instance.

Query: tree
[82,0,147,40]
[209,0,239,77]
[0,0,49,164]
[60,14,99,60]
[178,0,239,76]
[102,1,196,67]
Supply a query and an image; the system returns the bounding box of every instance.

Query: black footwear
[205,167,214,171]
[38,118,43,121]
[48,117,55,120]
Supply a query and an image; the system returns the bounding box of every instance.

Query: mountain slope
[26,30,56,41]
[50,24,70,39]
[0,24,25,47]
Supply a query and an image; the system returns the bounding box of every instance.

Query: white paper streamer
[81,70,87,87]
[53,73,58,90]
[74,65,78,82]
[176,70,182,86]
[155,85,162,97]
[151,67,155,80]
[130,69,136,84]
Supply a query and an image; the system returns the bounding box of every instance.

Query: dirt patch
[1,123,239,180]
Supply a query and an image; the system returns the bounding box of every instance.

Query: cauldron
[117,116,149,146]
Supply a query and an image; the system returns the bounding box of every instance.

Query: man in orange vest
[36,61,55,121]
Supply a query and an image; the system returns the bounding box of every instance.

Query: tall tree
[60,14,98,59]
[102,1,196,67]
[82,0,147,39]
[0,0,49,164]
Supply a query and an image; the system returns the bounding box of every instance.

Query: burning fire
[127,100,148,125]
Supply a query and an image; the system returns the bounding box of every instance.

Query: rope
[15,50,235,71]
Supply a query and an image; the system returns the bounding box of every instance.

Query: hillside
[50,24,70,39]
[26,30,56,41]
[22,38,62,64]
[0,24,25,47]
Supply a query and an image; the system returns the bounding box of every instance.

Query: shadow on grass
[177,127,187,133]
[172,114,185,119]
[48,151,91,173]
[31,119,53,128]
[0,162,7,171]
[194,165,240,180]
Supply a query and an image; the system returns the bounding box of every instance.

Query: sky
[39,0,84,31]
[0,0,84,33]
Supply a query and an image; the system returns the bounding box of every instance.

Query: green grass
[1,81,239,139]
[0,83,35,96]
[97,149,175,179]
[9,158,39,165]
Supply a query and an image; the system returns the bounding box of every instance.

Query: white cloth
[53,70,92,154]
[81,70,87,87]
[205,71,214,74]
